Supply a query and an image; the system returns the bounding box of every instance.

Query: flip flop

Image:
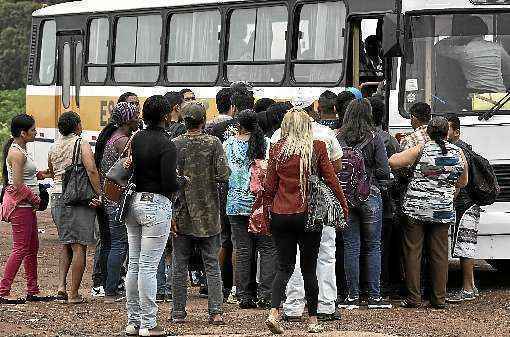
[0,297,26,304]
[55,291,68,302]
[67,295,86,304]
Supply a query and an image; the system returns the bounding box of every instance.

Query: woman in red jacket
[263,108,349,334]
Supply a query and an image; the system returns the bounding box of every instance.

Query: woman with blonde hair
[263,108,348,334]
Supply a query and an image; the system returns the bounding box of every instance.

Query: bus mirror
[382,13,403,58]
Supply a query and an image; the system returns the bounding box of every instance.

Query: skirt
[452,205,480,259]
[51,193,96,245]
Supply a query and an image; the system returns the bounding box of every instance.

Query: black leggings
[270,213,322,316]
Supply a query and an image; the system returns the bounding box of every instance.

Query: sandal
[55,291,68,302]
[0,296,25,304]
[67,294,86,304]
[265,315,284,334]
[307,323,325,333]
[209,315,225,326]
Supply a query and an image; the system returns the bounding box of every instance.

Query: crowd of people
[0,82,483,336]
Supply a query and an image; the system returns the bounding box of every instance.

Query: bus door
[56,31,84,119]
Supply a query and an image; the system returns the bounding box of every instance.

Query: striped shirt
[403,141,464,224]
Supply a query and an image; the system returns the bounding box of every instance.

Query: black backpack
[459,144,500,206]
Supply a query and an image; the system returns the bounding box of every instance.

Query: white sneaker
[91,286,105,297]
[227,287,238,304]
[124,324,139,336]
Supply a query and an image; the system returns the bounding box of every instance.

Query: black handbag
[38,184,49,211]
[62,138,96,206]
[305,153,347,233]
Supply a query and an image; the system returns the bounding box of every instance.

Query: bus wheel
[487,260,510,272]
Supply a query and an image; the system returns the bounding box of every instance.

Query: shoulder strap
[11,143,29,158]
[72,138,82,165]
[120,132,137,158]
[411,144,425,173]
[355,132,375,151]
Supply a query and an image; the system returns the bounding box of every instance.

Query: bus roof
[402,0,510,12]
[33,0,243,17]
[33,0,396,17]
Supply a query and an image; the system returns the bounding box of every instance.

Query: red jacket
[1,185,40,222]
[263,140,348,216]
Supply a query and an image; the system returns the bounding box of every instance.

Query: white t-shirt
[270,122,343,161]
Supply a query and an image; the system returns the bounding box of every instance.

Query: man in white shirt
[270,99,343,321]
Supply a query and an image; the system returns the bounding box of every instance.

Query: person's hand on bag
[89,196,102,208]
[171,218,179,237]
[123,156,132,170]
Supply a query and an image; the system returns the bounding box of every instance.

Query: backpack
[166,122,186,139]
[459,144,500,206]
[337,133,375,208]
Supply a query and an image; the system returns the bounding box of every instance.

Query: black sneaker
[26,294,55,302]
[317,311,341,321]
[156,294,165,303]
[337,297,360,310]
[165,293,173,302]
[400,299,421,308]
[430,302,447,310]
[368,297,392,309]
[199,286,208,298]
[281,313,302,322]
[239,298,257,309]
[257,297,271,309]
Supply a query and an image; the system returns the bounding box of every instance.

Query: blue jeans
[343,187,383,299]
[105,206,128,296]
[125,192,172,330]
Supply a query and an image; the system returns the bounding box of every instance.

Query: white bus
[391,0,510,270]
[28,0,509,267]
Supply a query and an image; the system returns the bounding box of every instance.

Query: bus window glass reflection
[114,15,162,83]
[167,10,220,83]
[38,20,56,84]
[227,6,287,83]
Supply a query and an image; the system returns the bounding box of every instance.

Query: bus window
[62,43,71,109]
[75,41,83,106]
[167,10,220,83]
[38,20,56,85]
[227,6,287,83]
[86,18,109,83]
[114,15,162,83]
[293,2,346,83]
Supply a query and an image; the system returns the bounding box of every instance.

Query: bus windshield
[402,13,510,116]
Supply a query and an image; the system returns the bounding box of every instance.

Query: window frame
[84,16,110,84]
[224,2,289,86]
[290,0,347,86]
[164,7,222,86]
[36,19,57,86]
[112,11,164,86]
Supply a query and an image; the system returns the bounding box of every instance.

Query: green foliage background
[0,1,67,176]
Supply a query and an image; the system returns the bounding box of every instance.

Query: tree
[0,1,42,89]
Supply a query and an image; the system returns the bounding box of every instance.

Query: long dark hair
[237,109,266,161]
[427,116,449,155]
[94,123,118,168]
[2,114,35,187]
[338,98,375,146]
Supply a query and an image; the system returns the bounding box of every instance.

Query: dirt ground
[1,212,510,337]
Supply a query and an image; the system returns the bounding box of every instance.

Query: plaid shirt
[400,125,430,150]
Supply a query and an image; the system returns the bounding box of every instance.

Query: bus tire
[487,260,510,272]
